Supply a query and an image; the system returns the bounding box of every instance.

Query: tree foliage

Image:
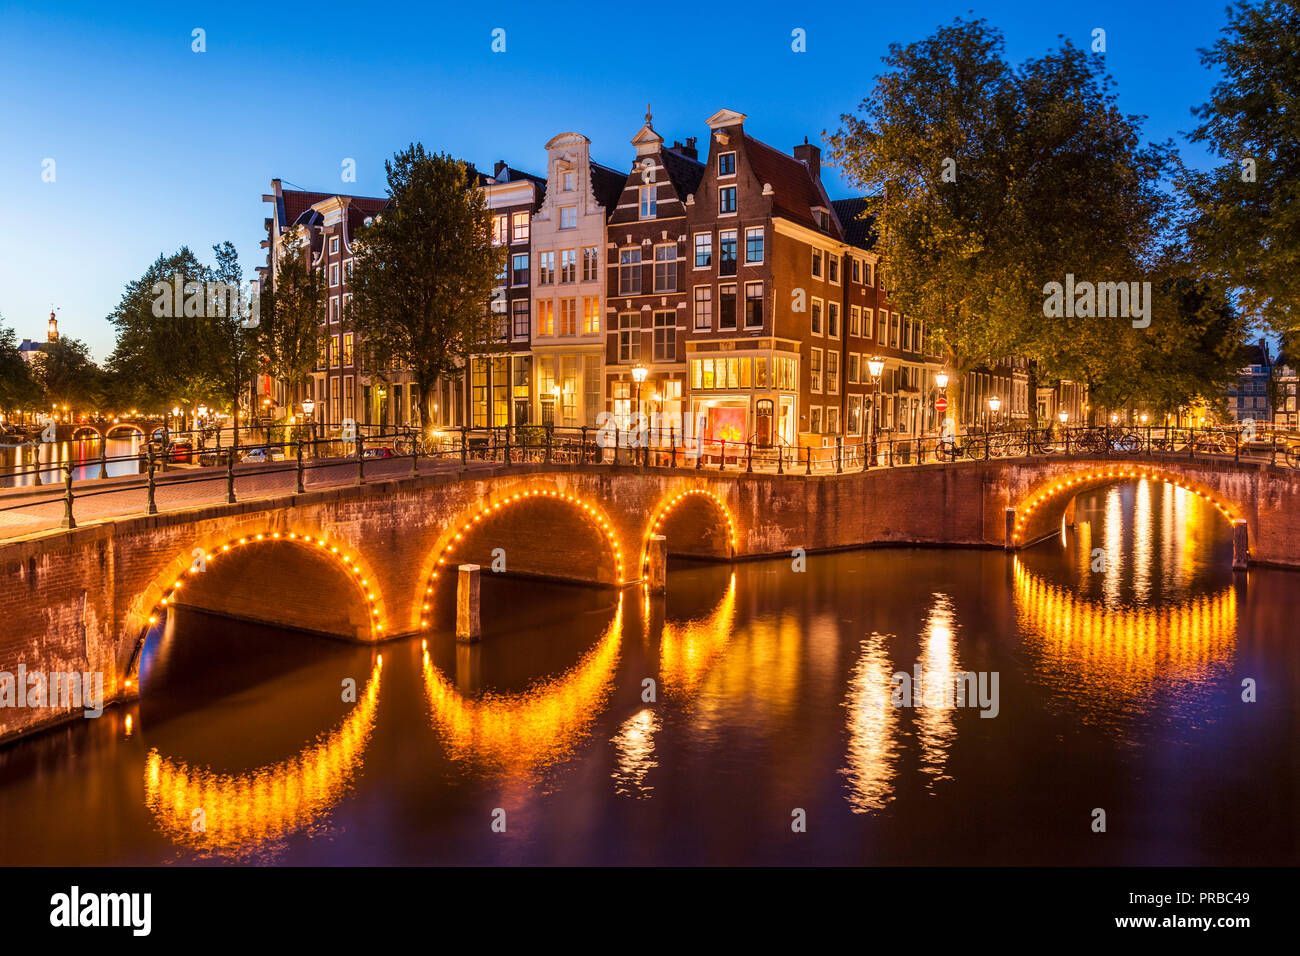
[260,233,326,394]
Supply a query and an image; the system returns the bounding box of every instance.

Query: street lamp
[1058,411,1068,425]
[987,395,1001,434]
[631,364,648,464]
[933,370,949,435]
[867,356,885,464]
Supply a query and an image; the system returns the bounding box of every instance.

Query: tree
[828,18,1173,428]
[260,232,326,398]
[0,320,39,417]
[347,144,504,427]
[207,241,260,440]
[32,336,101,416]
[1182,0,1300,340]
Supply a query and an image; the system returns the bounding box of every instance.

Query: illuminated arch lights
[642,488,737,577]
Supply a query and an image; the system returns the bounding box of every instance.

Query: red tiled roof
[743,136,840,237]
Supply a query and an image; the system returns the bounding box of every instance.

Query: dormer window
[563,171,575,191]
[718,152,736,177]
[813,208,830,230]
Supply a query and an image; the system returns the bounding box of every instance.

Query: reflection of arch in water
[422,598,623,775]
[126,530,388,685]
[1012,557,1238,717]
[71,426,103,441]
[641,488,737,573]
[658,572,736,696]
[143,658,382,855]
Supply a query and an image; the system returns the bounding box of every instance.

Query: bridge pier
[646,534,667,593]
[1004,508,1016,551]
[1232,520,1249,571]
[456,564,482,642]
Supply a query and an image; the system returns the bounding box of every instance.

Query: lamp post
[867,355,885,464]
[302,397,316,449]
[934,369,949,435]
[631,364,648,465]
[987,395,1001,435]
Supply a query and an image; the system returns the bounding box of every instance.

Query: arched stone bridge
[3,452,1298,741]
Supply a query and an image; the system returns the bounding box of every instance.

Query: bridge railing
[1,422,1298,534]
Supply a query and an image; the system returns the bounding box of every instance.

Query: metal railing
[1,422,1297,534]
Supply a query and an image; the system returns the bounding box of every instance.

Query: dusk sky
[1,0,1233,361]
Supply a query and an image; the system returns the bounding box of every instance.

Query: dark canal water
[0,480,1295,865]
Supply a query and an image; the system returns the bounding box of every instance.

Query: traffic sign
[936,397,949,412]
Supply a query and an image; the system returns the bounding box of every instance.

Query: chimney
[493,160,508,180]
[793,137,821,181]
[671,139,698,160]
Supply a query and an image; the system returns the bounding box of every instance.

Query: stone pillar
[456,564,481,642]
[1063,496,1077,529]
[646,534,667,594]
[1004,507,1016,551]
[1232,520,1249,571]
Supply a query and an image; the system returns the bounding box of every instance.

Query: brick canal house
[260,180,397,429]
[603,110,704,441]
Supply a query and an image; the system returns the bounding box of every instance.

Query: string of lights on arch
[1013,468,1237,543]
[134,531,386,687]
[423,489,626,628]
[642,489,737,576]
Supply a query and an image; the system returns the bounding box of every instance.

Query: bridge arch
[71,426,103,441]
[641,488,736,577]
[105,423,146,439]
[1011,464,1240,548]
[417,483,627,632]
[125,527,389,684]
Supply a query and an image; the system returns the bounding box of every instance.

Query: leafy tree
[347,144,504,427]
[1181,0,1300,339]
[32,336,101,415]
[207,241,260,440]
[828,18,1172,428]
[259,232,326,397]
[0,320,39,417]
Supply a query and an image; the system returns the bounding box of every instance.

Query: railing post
[805,445,812,475]
[545,427,552,464]
[670,426,677,468]
[836,435,843,473]
[719,440,726,471]
[61,462,75,529]
[98,441,108,479]
[410,432,420,478]
[296,439,305,494]
[460,426,468,465]
[356,433,366,485]
[225,448,236,503]
[147,449,158,514]
[746,440,753,473]
[581,425,589,465]
[889,438,895,467]
[696,437,704,470]
[504,426,511,466]
[778,443,785,474]
[984,432,990,461]
[1065,428,1071,455]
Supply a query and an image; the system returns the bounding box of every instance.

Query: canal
[0,479,1295,865]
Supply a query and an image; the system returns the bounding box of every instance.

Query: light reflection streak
[658,573,737,697]
[144,658,382,855]
[610,708,660,798]
[422,599,623,777]
[916,593,960,784]
[840,631,898,813]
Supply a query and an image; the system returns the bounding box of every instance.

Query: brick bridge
[4,452,1299,741]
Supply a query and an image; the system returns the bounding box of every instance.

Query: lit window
[511,212,529,244]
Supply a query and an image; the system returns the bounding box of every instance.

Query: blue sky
[1,0,1232,360]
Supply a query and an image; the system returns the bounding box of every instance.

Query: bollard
[805,446,812,475]
[670,426,677,468]
[61,462,75,529]
[460,426,468,466]
[98,443,108,479]
[147,450,158,515]
[456,564,482,642]
[225,448,236,504]
[296,440,305,494]
[646,534,667,594]
[410,435,420,478]
[356,433,366,485]
[836,435,843,474]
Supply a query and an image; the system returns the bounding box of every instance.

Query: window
[811,249,822,278]
[719,230,737,276]
[849,305,861,337]
[619,248,642,295]
[848,353,860,384]
[694,287,712,330]
[512,356,532,425]
[560,205,577,229]
[345,259,353,279]
[329,296,340,324]
[744,282,763,329]
[653,243,677,292]
[718,151,736,176]
[342,293,351,320]
[852,258,860,283]
[719,284,737,330]
[612,380,631,429]
[342,332,354,366]
[538,251,555,284]
[864,261,874,286]
[562,170,575,191]
[343,376,354,422]
[810,347,822,392]
[330,263,340,286]
[617,313,640,362]
[471,358,488,427]
[511,253,529,286]
[891,312,901,348]
[694,233,712,268]
[331,335,341,368]
[639,185,657,219]
[559,298,577,335]
[826,352,839,394]
[826,406,840,435]
[329,237,339,254]
[582,246,598,281]
[848,395,863,435]
[809,406,822,434]
[536,298,554,336]
[903,317,913,351]
[811,299,823,336]
[653,311,675,362]
[583,296,600,334]
[864,307,875,340]
[492,215,507,245]
[719,186,736,214]
[511,211,529,244]
[745,227,764,263]
[512,299,529,339]
[560,248,577,283]
[828,254,840,284]
[828,302,840,338]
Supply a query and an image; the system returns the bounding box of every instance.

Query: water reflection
[841,631,899,813]
[916,593,960,784]
[658,572,736,696]
[610,708,660,799]
[422,598,623,778]
[0,436,143,487]
[143,658,382,856]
